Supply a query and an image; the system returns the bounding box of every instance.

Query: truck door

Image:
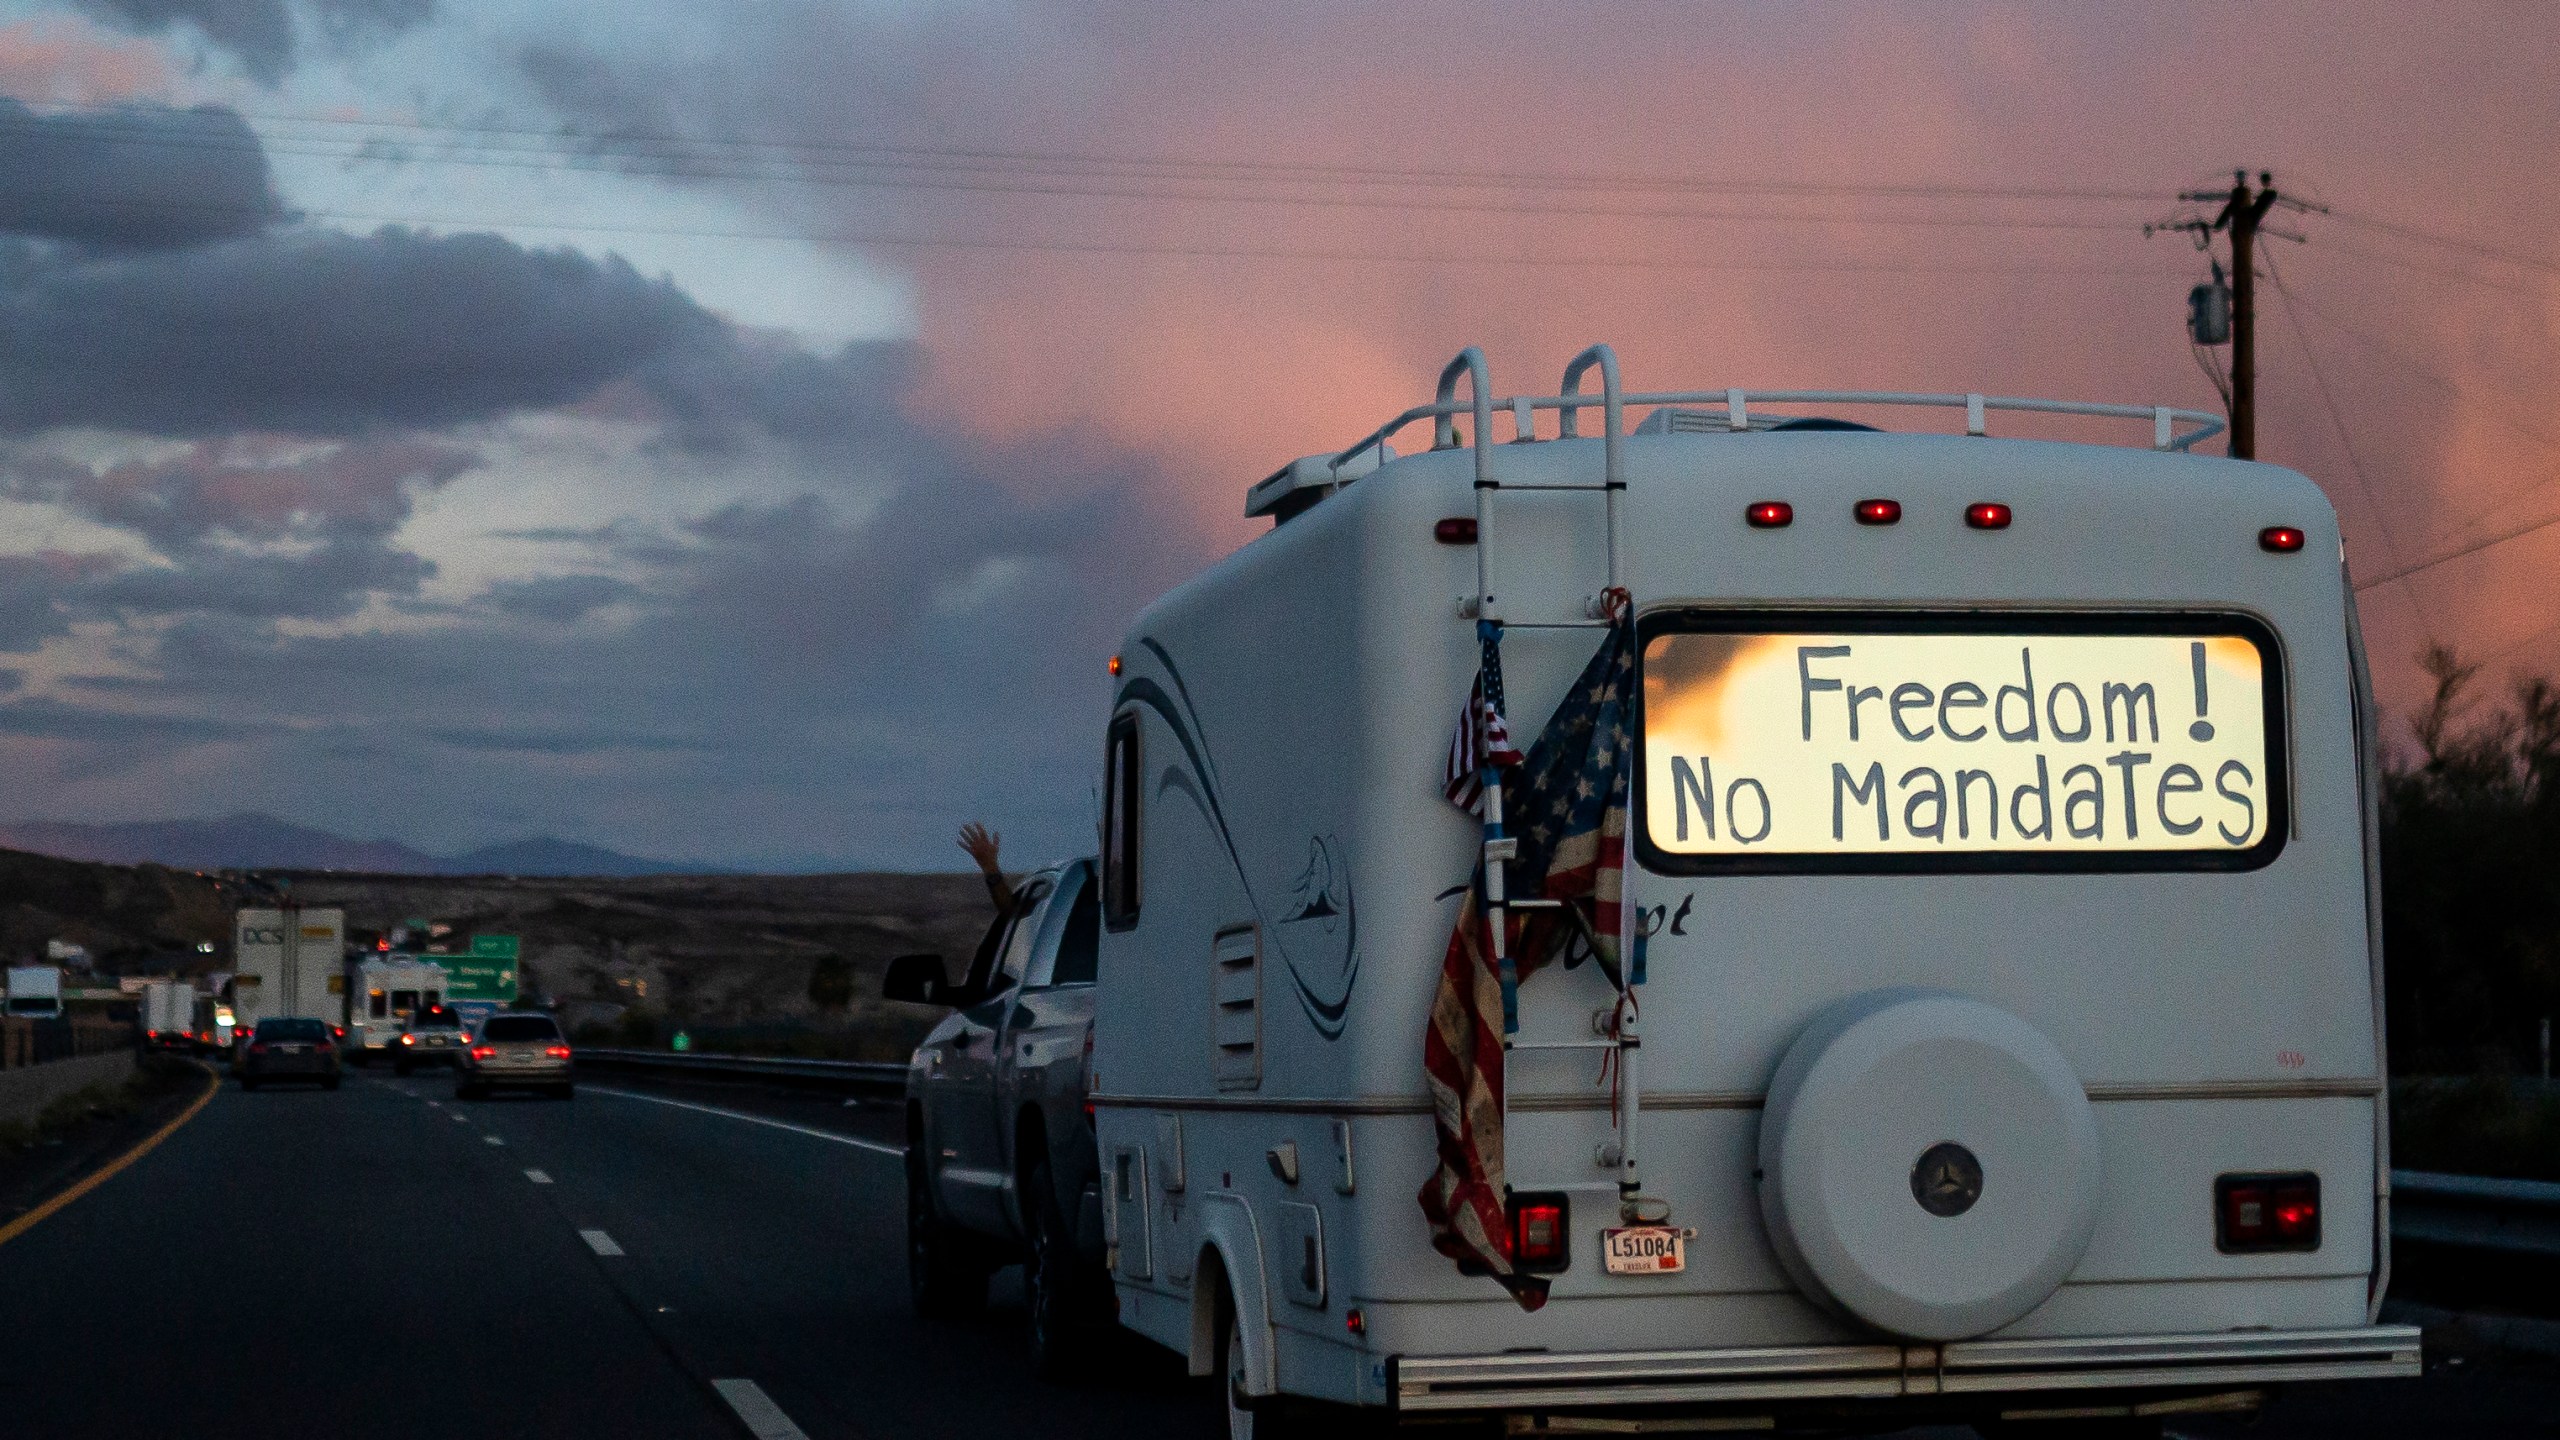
[937,876,1055,1235]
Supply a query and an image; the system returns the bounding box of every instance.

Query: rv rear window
[1637,612,2287,874]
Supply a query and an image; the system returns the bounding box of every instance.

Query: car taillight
[470,1046,496,1061]
[545,1045,572,1059]
[1509,1192,1570,1273]
[249,1043,270,1054]
[399,1034,415,1045]
[2216,1172,2320,1252]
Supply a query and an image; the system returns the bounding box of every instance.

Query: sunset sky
[0,0,2552,868]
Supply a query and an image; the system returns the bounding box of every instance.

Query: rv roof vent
[1246,443,1397,524]
[1632,409,1882,436]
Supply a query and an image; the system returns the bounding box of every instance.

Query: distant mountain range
[0,813,708,877]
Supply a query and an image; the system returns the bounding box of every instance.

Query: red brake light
[1965,502,2012,530]
[1434,517,1478,545]
[1345,1307,1366,1336]
[2259,525,2306,553]
[545,1044,572,1059]
[470,1045,496,1061]
[1854,498,1902,526]
[1744,500,1793,529]
[1509,1193,1569,1271]
[2217,1172,2320,1251]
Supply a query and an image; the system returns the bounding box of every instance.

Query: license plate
[1602,1225,1690,1275]
[280,1044,306,1054]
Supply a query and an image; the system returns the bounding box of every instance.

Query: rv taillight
[2216,1172,2320,1252]
[1509,1192,1570,1272]
[1345,1307,1366,1336]
[1107,654,1122,677]
[2259,526,2306,553]
[1965,502,2012,530]
[1854,498,1902,526]
[1744,501,1793,529]
[1434,517,1479,545]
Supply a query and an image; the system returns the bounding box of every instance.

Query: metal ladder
[1442,344,1657,1225]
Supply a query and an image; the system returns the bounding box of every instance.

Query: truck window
[391,989,419,1015]
[368,988,388,1018]
[1051,881,1100,985]
[991,879,1055,994]
[1104,712,1141,928]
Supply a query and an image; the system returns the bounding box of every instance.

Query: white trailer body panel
[5,966,64,1018]
[140,981,193,1036]
[1093,402,2402,1421]
[232,909,346,1032]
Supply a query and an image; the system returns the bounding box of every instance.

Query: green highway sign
[470,934,520,961]
[443,958,517,1003]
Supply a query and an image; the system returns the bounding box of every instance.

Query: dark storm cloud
[70,0,434,84]
[0,228,719,437]
[0,101,286,249]
[477,572,637,622]
[0,694,250,743]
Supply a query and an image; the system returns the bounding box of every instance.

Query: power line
[2354,502,2560,592]
[2264,248,2426,630]
[10,101,2166,207]
[0,115,2160,232]
[0,188,2196,276]
[2325,205,2560,279]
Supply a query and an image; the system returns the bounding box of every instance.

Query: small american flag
[1420,604,1634,1310]
[1443,622,1524,815]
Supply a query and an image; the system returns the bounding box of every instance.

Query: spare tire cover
[1757,989,2100,1341]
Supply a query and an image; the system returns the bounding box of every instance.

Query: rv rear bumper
[1391,1324,2421,1414]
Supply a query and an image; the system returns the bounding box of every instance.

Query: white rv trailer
[349,956,451,1060]
[1089,347,2416,1434]
[231,908,347,1041]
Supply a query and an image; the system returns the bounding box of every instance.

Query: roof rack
[1323,353,2228,482]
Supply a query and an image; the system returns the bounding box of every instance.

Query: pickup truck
[886,856,1110,1378]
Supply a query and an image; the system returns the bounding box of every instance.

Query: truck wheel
[1025,1157,1103,1381]
[907,1147,986,1319]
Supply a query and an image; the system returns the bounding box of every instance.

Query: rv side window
[391,989,419,1016]
[1104,713,1142,928]
[368,989,387,1018]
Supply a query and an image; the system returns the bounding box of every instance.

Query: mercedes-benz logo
[1910,1141,1984,1218]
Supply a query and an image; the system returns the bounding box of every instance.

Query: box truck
[231,909,347,1045]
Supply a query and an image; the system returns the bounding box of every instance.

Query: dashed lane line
[483,1135,505,1146]
[525,1169,552,1184]
[711,1379,811,1440]
[452,1113,470,1123]
[580,1229,624,1256]
[584,1086,903,1157]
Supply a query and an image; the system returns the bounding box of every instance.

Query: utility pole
[2152,170,2286,459]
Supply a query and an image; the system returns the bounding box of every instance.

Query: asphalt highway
[1,1067,2553,1439]
[0,1067,1211,1439]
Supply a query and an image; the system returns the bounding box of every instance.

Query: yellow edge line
[0,1058,220,1250]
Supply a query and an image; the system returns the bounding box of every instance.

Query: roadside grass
[2394,1076,2560,1182]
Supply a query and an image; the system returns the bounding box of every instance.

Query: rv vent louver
[1212,926,1262,1091]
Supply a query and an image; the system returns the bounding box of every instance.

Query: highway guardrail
[2391,1168,2560,1257]
[574,1047,906,1094]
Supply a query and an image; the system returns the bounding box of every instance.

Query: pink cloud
[0,18,174,106]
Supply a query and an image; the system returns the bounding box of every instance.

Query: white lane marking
[525,1169,552,1184]
[425,1100,441,1108]
[452,1114,470,1124]
[483,1135,505,1146]
[711,1379,810,1440]
[580,1229,624,1256]
[584,1086,903,1157]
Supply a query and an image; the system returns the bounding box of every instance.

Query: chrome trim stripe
[1092,1077,2381,1115]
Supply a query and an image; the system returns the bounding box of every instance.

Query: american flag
[1419,606,1634,1310]
[1443,622,1524,814]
